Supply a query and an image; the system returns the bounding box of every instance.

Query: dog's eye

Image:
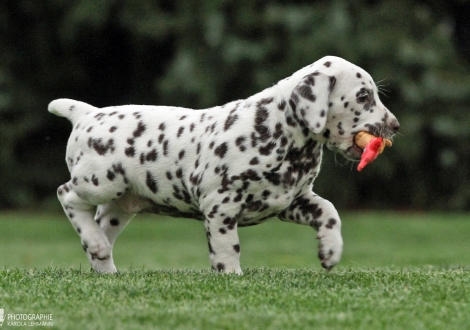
[357,94,368,103]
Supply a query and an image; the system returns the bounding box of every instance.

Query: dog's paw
[211,260,243,275]
[317,230,343,271]
[82,235,112,261]
[82,237,118,273]
[91,258,118,274]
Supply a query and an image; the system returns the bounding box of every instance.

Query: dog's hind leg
[57,181,118,273]
[92,201,136,272]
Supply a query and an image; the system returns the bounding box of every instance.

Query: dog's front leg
[204,208,243,274]
[279,192,343,270]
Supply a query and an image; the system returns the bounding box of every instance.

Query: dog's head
[287,56,399,160]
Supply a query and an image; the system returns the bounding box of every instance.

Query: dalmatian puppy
[49,56,399,274]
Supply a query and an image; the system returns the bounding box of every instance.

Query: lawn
[0,212,469,329]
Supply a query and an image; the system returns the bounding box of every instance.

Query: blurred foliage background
[1,0,470,211]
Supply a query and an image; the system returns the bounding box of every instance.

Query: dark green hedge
[1,0,470,210]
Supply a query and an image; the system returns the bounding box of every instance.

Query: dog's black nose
[389,119,400,133]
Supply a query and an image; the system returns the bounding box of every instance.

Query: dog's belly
[116,191,204,220]
[145,202,204,220]
[115,183,297,225]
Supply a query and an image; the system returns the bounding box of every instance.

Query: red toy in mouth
[354,132,392,171]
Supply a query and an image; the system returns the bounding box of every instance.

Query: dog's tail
[48,98,97,124]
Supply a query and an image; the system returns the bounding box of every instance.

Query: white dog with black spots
[49,56,399,274]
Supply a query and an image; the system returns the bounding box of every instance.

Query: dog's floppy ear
[289,71,336,134]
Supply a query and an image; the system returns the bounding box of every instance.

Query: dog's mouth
[347,131,393,160]
[343,138,365,161]
[342,132,383,161]
[351,139,365,157]
[327,128,395,162]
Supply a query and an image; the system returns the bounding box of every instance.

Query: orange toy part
[354,131,392,154]
[355,132,393,171]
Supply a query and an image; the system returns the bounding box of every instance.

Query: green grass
[0,212,469,329]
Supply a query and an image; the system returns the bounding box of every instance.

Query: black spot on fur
[133,121,146,138]
[224,113,239,131]
[176,168,183,179]
[255,107,269,126]
[91,175,99,186]
[208,205,219,219]
[88,138,115,155]
[289,99,297,113]
[263,171,281,185]
[326,218,337,229]
[262,190,271,199]
[233,244,240,253]
[146,149,158,162]
[112,163,126,176]
[110,218,119,226]
[240,169,261,181]
[235,136,246,151]
[163,140,169,156]
[249,157,259,165]
[259,142,277,156]
[177,126,185,138]
[214,142,228,158]
[146,171,158,193]
[297,85,316,102]
[257,97,274,106]
[166,171,173,180]
[107,170,116,181]
[329,76,336,92]
[125,147,135,157]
